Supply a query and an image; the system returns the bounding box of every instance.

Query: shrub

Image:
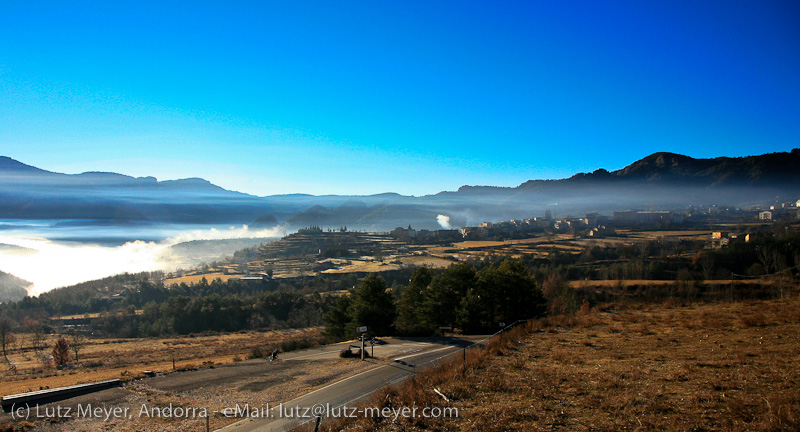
[279,335,325,353]
[339,348,370,359]
[52,337,70,367]
[248,347,265,359]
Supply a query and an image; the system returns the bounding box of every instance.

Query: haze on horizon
[1,1,798,197]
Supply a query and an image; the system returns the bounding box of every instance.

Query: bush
[339,348,370,359]
[248,347,265,359]
[279,335,325,353]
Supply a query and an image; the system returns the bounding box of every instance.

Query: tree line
[323,259,548,339]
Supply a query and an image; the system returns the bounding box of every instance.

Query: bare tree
[757,245,775,274]
[700,253,715,280]
[772,248,787,274]
[32,324,47,354]
[0,318,16,366]
[68,329,86,364]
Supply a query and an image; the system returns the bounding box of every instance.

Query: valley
[1,149,799,431]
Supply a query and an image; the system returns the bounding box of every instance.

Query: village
[162,199,800,287]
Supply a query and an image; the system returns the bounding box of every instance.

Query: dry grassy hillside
[314,296,800,431]
[0,328,323,396]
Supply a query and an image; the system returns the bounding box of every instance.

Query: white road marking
[215,342,464,431]
[395,345,456,361]
[285,349,343,360]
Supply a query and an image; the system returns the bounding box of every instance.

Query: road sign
[357,326,368,333]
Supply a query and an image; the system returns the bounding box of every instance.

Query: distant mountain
[0,156,270,223]
[1,150,798,232]
[508,150,800,211]
[578,150,800,186]
[0,156,54,174]
[433,150,799,222]
[280,149,800,228]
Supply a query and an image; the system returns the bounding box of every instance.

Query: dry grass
[451,241,510,249]
[163,272,242,285]
[633,230,714,239]
[322,261,402,274]
[0,328,323,396]
[305,296,800,432]
[396,256,456,267]
[570,279,769,288]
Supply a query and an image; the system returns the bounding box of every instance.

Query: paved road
[217,337,482,432]
[280,337,464,361]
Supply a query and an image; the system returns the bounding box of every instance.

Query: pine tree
[349,274,395,336]
[396,267,434,335]
[323,296,352,340]
[424,262,476,330]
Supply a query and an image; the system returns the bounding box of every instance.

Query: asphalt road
[217,336,483,432]
[0,336,484,432]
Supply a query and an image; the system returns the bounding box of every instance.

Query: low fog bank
[0,224,284,296]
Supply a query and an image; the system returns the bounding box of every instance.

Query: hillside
[0,270,30,303]
[323,297,800,432]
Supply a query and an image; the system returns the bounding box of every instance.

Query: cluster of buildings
[448,199,800,242]
[388,208,694,242]
[385,197,800,244]
[456,209,688,240]
[755,198,800,221]
[388,226,461,242]
[709,231,760,248]
[697,199,800,223]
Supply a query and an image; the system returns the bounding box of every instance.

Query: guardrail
[1,379,121,412]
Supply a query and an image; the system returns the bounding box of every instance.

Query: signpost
[357,326,368,360]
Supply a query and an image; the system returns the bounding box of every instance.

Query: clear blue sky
[1,1,798,196]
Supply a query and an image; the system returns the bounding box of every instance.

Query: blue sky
[1,1,798,196]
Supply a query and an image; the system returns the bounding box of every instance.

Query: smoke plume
[436,214,451,229]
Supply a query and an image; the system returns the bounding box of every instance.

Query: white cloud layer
[0,225,284,296]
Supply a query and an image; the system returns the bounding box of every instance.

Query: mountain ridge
[1,149,798,230]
